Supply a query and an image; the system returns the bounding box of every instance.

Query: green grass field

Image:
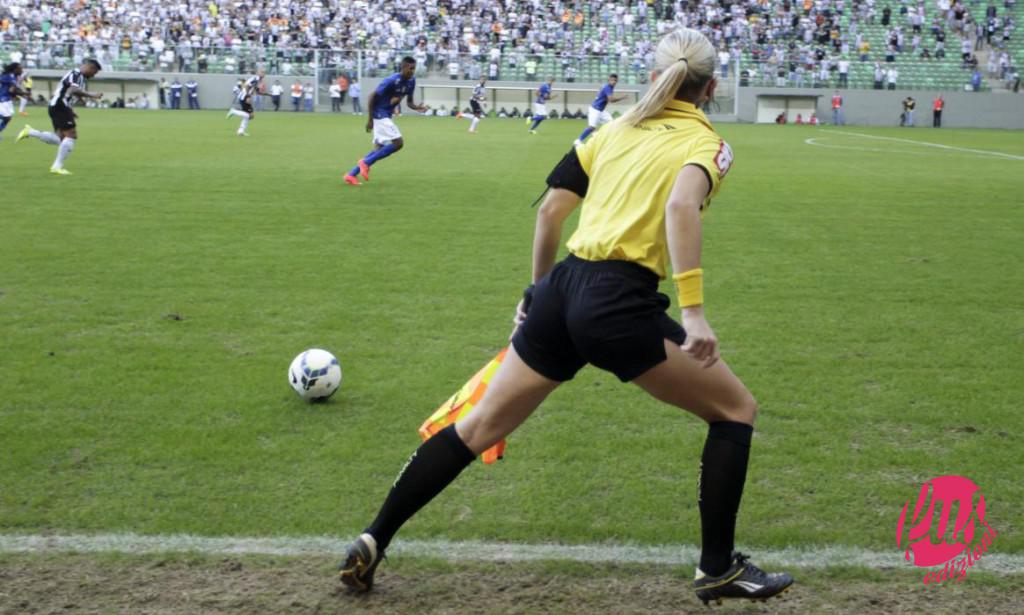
[1,109,1022,581]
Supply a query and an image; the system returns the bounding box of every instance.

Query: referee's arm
[666,164,711,277]
[532,146,588,282]
[667,164,719,366]
[532,188,580,283]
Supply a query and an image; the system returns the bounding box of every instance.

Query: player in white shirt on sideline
[269,81,284,111]
[330,82,342,112]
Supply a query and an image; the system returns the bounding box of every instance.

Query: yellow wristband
[673,268,704,307]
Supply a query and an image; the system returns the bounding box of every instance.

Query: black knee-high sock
[698,421,753,577]
[366,424,476,550]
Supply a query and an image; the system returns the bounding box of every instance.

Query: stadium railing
[0,41,735,91]
[0,41,321,77]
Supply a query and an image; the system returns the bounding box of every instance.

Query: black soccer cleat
[338,533,384,593]
[693,551,793,606]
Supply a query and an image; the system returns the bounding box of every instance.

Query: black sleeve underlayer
[545,148,589,198]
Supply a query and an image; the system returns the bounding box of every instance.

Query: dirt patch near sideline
[1,553,1021,614]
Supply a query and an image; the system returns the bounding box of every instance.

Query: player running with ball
[344,57,428,186]
[17,59,103,175]
[339,28,793,607]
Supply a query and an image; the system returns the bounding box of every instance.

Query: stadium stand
[0,0,1017,90]
[740,0,1019,91]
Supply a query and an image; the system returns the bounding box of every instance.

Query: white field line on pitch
[803,137,995,158]
[1,534,1022,573]
[822,130,1024,160]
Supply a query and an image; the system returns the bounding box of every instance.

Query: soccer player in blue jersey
[0,63,28,142]
[344,57,428,186]
[527,77,558,134]
[575,74,627,146]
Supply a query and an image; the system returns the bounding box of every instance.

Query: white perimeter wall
[22,69,1024,129]
[738,87,1024,129]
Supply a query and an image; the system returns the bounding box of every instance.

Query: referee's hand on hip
[681,307,720,368]
[510,298,529,341]
[509,285,534,341]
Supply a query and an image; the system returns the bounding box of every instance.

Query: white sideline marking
[1,533,1023,573]
[820,130,1024,160]
[804,137,961,157]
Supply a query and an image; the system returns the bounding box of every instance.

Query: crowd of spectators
[0,0,1018,89]
[739,0,1018,89]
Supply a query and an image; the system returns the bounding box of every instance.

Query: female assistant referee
[340,28,793,606]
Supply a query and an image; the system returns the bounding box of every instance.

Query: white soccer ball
[288,348,342,402]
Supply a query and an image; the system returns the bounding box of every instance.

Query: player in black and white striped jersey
[467,78,486,133]
[226,69,265,136]
[16,59,102,175]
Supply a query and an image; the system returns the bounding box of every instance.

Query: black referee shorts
[512,254,686,383]
[49,104,76,131]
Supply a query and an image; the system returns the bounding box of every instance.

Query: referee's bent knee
[731,394,758,425]
[709,393,757,426]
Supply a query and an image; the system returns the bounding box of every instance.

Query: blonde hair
[620,29,716,127]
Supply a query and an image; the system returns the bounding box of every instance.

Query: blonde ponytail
[620,28,716,128]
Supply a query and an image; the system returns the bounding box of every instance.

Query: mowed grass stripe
[2,533,1022,573]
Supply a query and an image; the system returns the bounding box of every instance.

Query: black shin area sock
[366,424,476,550]
[698,421,753,577]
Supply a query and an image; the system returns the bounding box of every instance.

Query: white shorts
[532,103,547,117]
[0,101,13,117]
[588,107,613,127]
[372,117,402,145]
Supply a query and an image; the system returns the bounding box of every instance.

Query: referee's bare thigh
[633,340,758,425]
[455,346,560,455]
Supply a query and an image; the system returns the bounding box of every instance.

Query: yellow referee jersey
[567,100,733,279]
